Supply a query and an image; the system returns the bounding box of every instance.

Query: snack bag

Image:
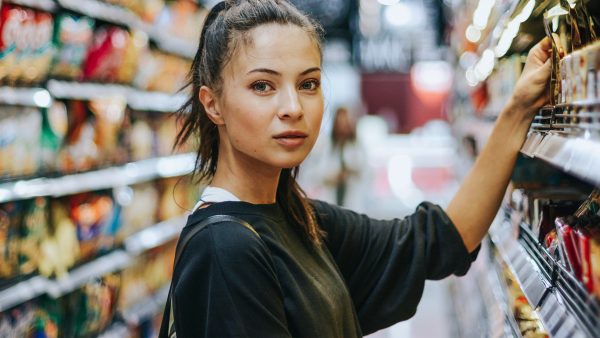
[51,13,95,80]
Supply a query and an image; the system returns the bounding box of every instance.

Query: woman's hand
[446,38,553,252]
[506,37,553,119]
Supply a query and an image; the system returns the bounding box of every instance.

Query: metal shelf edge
[0,275,49,312]
[520,132,600,187]
[124,215,187,255]
[45,250,132,298]
[0,153,195,203]
[0,87,52,108]
[121,284,170,326]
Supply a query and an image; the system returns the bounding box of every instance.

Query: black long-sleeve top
[170,200,478,337]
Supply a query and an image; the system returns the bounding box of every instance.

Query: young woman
[163,0,552,337]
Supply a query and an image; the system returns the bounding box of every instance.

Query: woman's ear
[199,86,225,125]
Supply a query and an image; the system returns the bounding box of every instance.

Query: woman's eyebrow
[246,67,321,76]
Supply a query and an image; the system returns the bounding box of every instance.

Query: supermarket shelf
[0,276,49,312]
[555,100,600,108]
[488,255,522,338]
[0,87,53,108]
[125,215,187,255]
[5,0,57,11]
[56,0,195,59]
[520,132,600,187]
[46,80,187,112]
[121,284,170,326]
[489,214,599,337]
[57,0,137,27]
[47,80,129,100]
[46,250,132,298]
[0,153,195,203]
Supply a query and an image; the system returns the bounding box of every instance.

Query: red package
[578,230,594,292]
[556,218,582,280]
[82,26,130,83]
[0,5,54,84]
[0,4,28,84]
[591,236,600,298]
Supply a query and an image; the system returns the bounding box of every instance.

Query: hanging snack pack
[51,13,95,80]
[0,4,55,85]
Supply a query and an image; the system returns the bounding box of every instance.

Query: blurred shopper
[160,1,552,337]
[319,107,368,211]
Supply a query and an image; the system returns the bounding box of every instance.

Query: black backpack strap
[159,214,259,338]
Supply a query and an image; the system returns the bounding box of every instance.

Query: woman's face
[213,23,323,172]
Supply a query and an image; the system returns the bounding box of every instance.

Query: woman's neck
[211,150,281,205]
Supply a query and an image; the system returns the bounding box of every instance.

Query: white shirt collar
[193,186,241,211]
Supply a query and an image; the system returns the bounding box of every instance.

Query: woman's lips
[273,131,308,148]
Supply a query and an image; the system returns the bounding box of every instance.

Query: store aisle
[327,126,460,338]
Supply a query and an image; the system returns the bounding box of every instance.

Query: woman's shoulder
[180,213,268,263]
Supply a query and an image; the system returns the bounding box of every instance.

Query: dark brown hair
[174,0,324,244]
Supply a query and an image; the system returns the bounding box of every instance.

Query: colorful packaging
[88,97,128,165]
[133,49,190,93]
[82,26,138,84]
[57,100,99,173]
[0,202,21,280]
[0,5,54,85]
[51,13,95,80]
[153,0,205,44]
[128,111,154,161]
[40,101,69,174]
[119,241,175,311]
[117,182,159,243]
[38,200,80,278]
[591,236,600,298]
[68,192,117,261]
[556,218,582,279]
[0,106,43,179]
[18,197,49,275]
[0,4,19,84]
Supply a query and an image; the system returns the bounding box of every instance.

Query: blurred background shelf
[121,284,170,326]
[45,250,132,298]
[0,87,53,108]
[124,215,187,255]
[0,153,195,203]
[0,276,48,312]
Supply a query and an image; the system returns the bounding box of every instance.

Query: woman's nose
[277,86,303,120]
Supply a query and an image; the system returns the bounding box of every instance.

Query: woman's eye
[251,81,273,92]
[300,80,320,91]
